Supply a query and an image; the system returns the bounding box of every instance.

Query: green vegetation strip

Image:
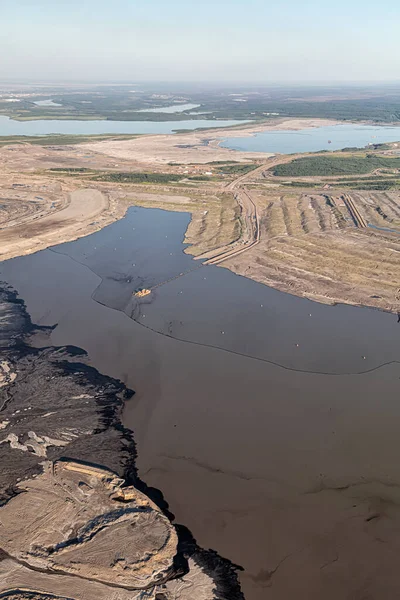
[90,172,183,184]
[47,163,257,184]
[333,181,400,190]
[273,155,400,177]
[280,179,400,190]
[49,167,93,173]
[213,163,258,175]
[0,134,139,146]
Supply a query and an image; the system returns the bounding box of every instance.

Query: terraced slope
[222,189,400,311]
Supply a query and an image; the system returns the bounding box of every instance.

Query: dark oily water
[2,207,400,600]
[25,206,400,376]
[221,123,400,153]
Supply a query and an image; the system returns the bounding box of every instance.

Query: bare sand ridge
[0,460,178,590]
[219,188,400,312]
[0,188,110,258]
[81,118,336,165]
[0,557,215,600]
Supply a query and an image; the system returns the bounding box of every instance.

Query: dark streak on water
[1,207,400,600]
[24,206,400,377]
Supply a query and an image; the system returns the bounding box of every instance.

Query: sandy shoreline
[81,118,341,165]
[0,184,132,262]
[208,117,341,138]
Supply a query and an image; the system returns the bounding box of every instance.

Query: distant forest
[1,84,400,123]
[273,155,400,176]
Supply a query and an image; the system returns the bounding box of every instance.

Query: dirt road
[198,157,305,265]
[201,166,264,264]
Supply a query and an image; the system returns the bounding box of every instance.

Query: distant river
[137,103,201,113]
[0,115,248,136]
[222,123,400,153]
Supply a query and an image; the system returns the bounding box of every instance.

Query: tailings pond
[2,207,400,600]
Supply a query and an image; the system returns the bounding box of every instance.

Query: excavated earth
[0,285,243,600]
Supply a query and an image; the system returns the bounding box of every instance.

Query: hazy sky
[1,0,399,83]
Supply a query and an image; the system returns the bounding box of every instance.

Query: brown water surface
[1,207,400,600]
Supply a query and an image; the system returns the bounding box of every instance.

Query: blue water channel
[222,123,400,153]
[0,115,249,136]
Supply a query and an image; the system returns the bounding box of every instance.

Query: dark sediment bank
[0,284,244,600]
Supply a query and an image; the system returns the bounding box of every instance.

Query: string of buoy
[139,263,206,295]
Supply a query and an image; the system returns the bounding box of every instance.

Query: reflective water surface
[222,123,400,153]
[0,115,249,136]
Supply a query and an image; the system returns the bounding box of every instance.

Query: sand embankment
[81,118,339,165]
[0,188,125,261]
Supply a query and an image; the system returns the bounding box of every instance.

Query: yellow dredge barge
[134,288,151,298]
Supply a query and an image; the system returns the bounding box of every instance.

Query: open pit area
[0,119,399,314]
[220,188,400,311]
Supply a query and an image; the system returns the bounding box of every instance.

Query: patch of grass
[90,172,183,184]
[205,160,239,165]
[214,163,258,175]
[332,180,400,190]
[0,133,139,146]
[280,181,320,188]
[280,176,400,190]
[273,155,400,177]
[49,167,94,173]
[333,176,400,184]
